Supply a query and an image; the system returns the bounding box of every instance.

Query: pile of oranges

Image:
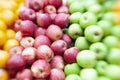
[0,0,24,79]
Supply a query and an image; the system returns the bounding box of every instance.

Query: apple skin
[84,25,104,43]
[106,48,120,64]
[75,37,90,50]
[65,74,81,80]
[68,24,83,39]
[36,45,54,62]
[34,27,46,38]
[49,0,62,8]
[80,68,98,80]
[46,24,63,41]
[51,40,67,55]
[31,59,51,79]
[49,13,57,23]
[89,42,108,60]
[14,31,23,42]
[63,47,80,63]
[111,25,120,38]
[36,13,51,28]
[64,63,81,76]
[97,76,111,80]
[50,55,65,70]
[48,68,65,80]
[57,5,69,14]
[34,35,51,48]
[79,12,97,29]
[14,19,22,32]
[44,5,57,14]
[76,50,97,68]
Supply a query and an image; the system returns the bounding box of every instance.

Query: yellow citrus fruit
[0,68,9,80]
[0,50,10,68]
[6,29,15,39]
[114,12,120,25]
[0,30,7,46]
[13,0,24,4]
[0,20,7,31]
[3,39,19,51]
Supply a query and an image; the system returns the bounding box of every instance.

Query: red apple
[57,5,69,14]
[64,47,80,63]
[46,24,63,41]
[49,0,62,8]
[14,19,22,32]
[34,27,46,38]
[51,40,67,55]
[20,20,35,36]
[42,0,49,6]
[16,69,33,80]
[54,13,69,28]
[44,5,56,14]
[20,37,35,48]
[31,59,51,79]
[9,45,24,55]
[34,35,51,48]
[19,8,36,21]
[22,47,36,64]
[37,45,54,62]
[14,31,23,42]
[50,55,64,70]
[49,13,57,23]
[48,68,65,80]
[36,13,51,28]
[29,0,44,11]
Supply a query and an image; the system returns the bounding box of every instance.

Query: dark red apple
[64,47,80,63]
[54,13,69,28]
[51,40,67,55]
[57,5,69,14]
[37,45,54,62]
[9,45,24,55]
[50,55,64,70]
[20,20,35,36]
[29,0,44,11]
[48,68,65,80]
[36,13,51,28]
[49,13,57,23]
[14,19,22,32]
[34,35,51,48]
[34,27,46,38]
[42,0,49,6]
[46,24,63,41]
[19,8,36,21]
[16,69,33,80]
[31,59,51,79]
[44,5,56,14]
[22,47,37,64]
[49,0,62,8]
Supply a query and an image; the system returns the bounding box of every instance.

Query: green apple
[103,1,113,11]
[105,65,120,80]
[79,12,97,29]
[84,25,104,43]
[64,63,81,76]
[66,0,75,6]
[97,76,111,80]
[84,0,97,9]
[80,68,98,80]
[102,36,119,49]
[75,37,90,50]
[69,1,85,13]
[97,20,113,36]
[68,24,83,39]
[76,50,97,68]
[65,74,81,80]
[89,42,108,60]
[69,12,82,23]
[95,60,108,76]
[106,48,120,64]
[111,25,120,39]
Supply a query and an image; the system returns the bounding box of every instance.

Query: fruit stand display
[0,0,120,80]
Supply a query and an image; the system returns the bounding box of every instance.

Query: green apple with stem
[89,42,108,60]
[84,25,104,43]
[80,68,98,80]
[75,37,90,50]
[79,12,97,29]
[111,25,120,39]
[65,74,81,80]
[64,63,81,76]
[76,50,97,68]
[68,24,83,39]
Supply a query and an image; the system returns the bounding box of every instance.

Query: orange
[0,50,10,68]
[3,39,19,51]
[0,20,7,31]
[6,29,15,39]
[0,68,9,80]
[0,30,7,46]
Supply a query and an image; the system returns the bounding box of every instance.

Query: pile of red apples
[7,0,76,80]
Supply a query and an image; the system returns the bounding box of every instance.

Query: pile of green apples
[65,0,120,80]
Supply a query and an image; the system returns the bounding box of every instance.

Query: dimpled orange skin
[0,68,9,80]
